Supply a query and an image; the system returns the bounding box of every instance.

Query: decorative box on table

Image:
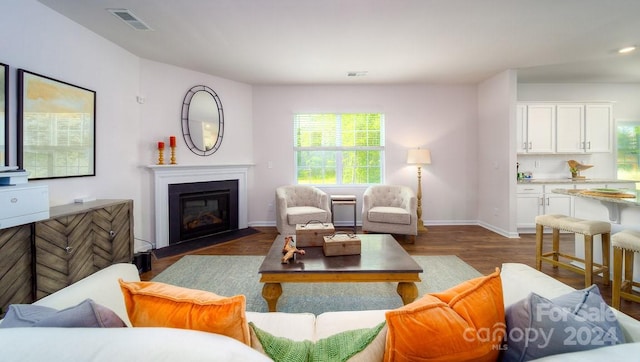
[323,233,361,256]
[295,221,335,247]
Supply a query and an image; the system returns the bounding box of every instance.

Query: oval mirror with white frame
[181,85,224,156]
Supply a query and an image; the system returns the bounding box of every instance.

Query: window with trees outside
[294,113,384,185]
[616,121,640,188]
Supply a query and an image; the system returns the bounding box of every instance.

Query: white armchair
[275,185,332,235]
[362,185,417,241]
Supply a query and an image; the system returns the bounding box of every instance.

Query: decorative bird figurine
[567,160,593,179]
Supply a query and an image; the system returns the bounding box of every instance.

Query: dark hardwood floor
[140,225,640,320]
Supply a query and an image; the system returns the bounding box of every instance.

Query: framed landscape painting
[1,63,7,167]
[17,69,96,180]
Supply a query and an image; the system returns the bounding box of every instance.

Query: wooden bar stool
[612,229,640,310]
[535,214,611,288]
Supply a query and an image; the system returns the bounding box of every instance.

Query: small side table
[330,195,357,233]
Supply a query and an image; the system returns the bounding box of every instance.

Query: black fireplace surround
[168,180,239,245]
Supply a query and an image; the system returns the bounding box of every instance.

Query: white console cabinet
[0,184,49,229]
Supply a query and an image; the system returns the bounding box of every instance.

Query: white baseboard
[477,221,519,238]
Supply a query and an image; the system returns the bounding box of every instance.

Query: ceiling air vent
[108,9,153,31]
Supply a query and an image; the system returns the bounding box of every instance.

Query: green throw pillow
[249,321,386,362]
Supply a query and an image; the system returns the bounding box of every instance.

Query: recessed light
[347,71,368,77]
[618,46,636,54]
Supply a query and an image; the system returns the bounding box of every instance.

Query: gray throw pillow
[0,299,126,328]
[502,285,624,362]
[0,304,57,327]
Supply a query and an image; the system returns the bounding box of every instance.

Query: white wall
[3,0,516,248]
[251,85,479,227]
[517,83,640,179]
[137,60,253,247]
[2,1,255,250]
[1,1,141,222]
[477,70,518,237]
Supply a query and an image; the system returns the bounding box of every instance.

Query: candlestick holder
[170,146,177,164]
[157,147,165,165]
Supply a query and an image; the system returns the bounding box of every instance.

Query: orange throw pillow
[384,268,504,362]
[119,280,250,345]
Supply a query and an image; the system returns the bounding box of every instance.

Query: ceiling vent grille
[108,9,153,31]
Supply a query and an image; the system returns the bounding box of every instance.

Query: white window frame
[293,113,385,185]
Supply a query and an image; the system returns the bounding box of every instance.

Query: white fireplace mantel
[146,164,252,249]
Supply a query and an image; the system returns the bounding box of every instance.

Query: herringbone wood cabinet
[35,199,134,299]
[0,224,33,315]
[0,199,134,314]
[35,210,96,299]
[93,202,134,269]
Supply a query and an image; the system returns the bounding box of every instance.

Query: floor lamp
[407,148,431,232]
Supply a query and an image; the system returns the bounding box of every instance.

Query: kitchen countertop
[517,178,637,185]
[552,188,640,207]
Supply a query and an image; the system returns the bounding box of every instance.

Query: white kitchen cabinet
[516,104,527,154]
[517,104,555,154]
[541,183,573,217]
[517,102,612,154]
[556,103,611,153]
[526,104,556,153]
[517,184,543,228]
[544,193,573,215]
[518,181,636,233]
[556,104,584,153]
[517,193,542,228]
[584,104,612,153]
[517,183,572,230]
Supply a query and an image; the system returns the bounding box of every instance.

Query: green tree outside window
[294,113,384,185]
[616,122,640,188]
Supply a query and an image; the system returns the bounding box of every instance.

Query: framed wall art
[17,69,96,180]
[1,63,8,167]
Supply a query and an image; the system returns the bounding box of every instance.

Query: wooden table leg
[262,283,283,312]
[535,224,544,270]
[397,282,418,305]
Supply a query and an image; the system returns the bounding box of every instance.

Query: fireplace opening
[181,190,229,240]
[168,180,239,245]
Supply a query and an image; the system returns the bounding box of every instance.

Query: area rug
[152,255,482,315]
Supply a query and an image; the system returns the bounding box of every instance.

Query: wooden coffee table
[258,234,423,312]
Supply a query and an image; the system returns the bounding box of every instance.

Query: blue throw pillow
[0,299,126,328]
[503,285,624,361]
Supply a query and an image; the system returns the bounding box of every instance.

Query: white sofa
[1,262,639,361]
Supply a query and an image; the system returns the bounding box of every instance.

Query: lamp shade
[407,148,431,165]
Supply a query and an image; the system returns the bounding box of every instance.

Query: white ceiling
[37,0,640,85]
